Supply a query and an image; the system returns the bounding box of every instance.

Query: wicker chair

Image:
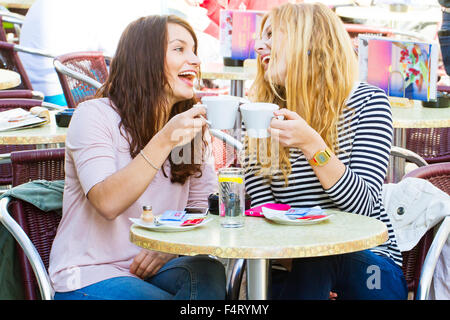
[404,87,450,164]
[402,162,450,299]
[0,40,55,91]
[0,14,24,43]
[0,148,65,300]
[0,89,44,100]
[0,40,33,89]
[53,52,108,108]
[405,128,450,164]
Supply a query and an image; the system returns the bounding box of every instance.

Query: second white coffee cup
[240,103,279,138]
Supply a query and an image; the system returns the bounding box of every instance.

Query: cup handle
[193,104,211,126]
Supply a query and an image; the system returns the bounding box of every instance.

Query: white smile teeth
[262,56,270,63]
[179,71,196,77]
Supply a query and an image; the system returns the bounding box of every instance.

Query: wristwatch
[308,147,333,167]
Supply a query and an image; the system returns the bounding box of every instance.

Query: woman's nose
[254,38,266,55]
[189,52,201,66]
[255,37,271,56]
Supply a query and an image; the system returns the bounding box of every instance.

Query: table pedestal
[230,79,244,97]
[246,259,271,300]
[389,127,407,183]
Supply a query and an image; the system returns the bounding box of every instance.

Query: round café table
[130,211,388,299]
[0,69,21,90]
[0,112,67,164]
[0,0,34,10]
[0,112,67,145]
[389,101,450,182]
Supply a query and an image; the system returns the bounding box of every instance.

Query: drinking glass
[218,167,245,228]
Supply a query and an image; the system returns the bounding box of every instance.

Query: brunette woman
[49,15,225,300]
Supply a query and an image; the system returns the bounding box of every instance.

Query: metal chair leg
[226,258,246,300]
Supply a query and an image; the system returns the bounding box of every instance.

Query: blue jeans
[54,255,226,300]
[439,11,450,75]
[272,250,408,300]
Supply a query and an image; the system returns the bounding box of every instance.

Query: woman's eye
[175,47,184,52]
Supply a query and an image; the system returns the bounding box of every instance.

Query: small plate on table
[129,217,212,232]
[261,207,333,225]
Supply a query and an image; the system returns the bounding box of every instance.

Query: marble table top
[392,102,450,129]
[130,211,388,259]
[0,112,67,145]
[201,62,257,81]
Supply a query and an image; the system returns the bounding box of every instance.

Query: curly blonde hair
[246,2,358,184]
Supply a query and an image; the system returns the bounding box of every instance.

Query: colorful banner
[358,35,438,101]
[220,9,265,61]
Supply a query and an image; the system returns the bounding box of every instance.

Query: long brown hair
[97,15,205,184]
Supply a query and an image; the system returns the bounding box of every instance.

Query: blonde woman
[244,3,407,299]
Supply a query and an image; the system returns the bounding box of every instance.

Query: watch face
[317,154,328,163]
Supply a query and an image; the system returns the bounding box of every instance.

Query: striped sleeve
[325,87,393,216]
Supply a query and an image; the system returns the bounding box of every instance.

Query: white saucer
[129,217,212,232]
[262,211,332,225]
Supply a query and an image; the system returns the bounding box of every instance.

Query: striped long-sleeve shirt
[243,82,403,267]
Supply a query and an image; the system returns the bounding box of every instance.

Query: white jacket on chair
[382,177,450,299]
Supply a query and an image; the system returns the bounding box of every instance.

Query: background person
[18,0,166,106]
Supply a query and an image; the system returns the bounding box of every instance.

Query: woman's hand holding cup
[269,109,326,156]
[160,106,207,148]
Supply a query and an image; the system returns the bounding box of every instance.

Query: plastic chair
[0,148,65,300]
[53,52,108,108]
[0,98,64,186]
[402,162,450,299]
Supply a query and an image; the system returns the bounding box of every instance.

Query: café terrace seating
[0,3,447,300]
[0,148,65,300]
[0,146,447,300]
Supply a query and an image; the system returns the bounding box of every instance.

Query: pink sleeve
[187,151,218,208]
[65,101,118,195]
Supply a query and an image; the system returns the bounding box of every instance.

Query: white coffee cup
[200,95,240,130]
[240,103,279,138]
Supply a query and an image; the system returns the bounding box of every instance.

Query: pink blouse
[49,98,218,292]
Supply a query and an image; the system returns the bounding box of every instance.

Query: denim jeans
[272,250,408,300]
[439,11,450,75]
[54,255,226,300]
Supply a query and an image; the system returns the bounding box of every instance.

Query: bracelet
[139,150,160,171]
